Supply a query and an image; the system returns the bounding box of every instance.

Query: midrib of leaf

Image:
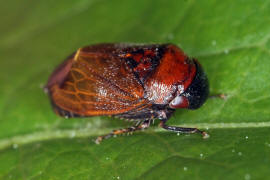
[1,121,270,151]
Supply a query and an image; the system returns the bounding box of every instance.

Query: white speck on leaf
[167,33,174,40]
[200,153,203,158]
[12,144,18,149]
[245,174,251,180]
[39,83,44,89]
[265,142,270,147]
[70,131,76,138]
[86,122,92,128]
[183,167,188,171]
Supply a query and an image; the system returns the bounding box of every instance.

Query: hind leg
[159,121,209,139]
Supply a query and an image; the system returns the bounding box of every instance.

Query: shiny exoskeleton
[45,43,209,144]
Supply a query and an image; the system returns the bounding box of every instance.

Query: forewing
[47,46,148,117]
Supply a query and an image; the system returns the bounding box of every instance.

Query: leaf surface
[0,0,270,179]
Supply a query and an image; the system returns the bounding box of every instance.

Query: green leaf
[0,0,269,179]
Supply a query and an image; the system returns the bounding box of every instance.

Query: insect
[45,43,209,144]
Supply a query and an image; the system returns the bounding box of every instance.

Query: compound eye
[169,95,189,109]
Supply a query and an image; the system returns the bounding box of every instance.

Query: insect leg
[209,93,227,99]
[159,121,210,139]
[95,120,151,144]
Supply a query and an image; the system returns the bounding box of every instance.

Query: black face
[182,60,209,109]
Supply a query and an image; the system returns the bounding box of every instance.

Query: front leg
[159,120,210,139]
[95,120,151,144]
